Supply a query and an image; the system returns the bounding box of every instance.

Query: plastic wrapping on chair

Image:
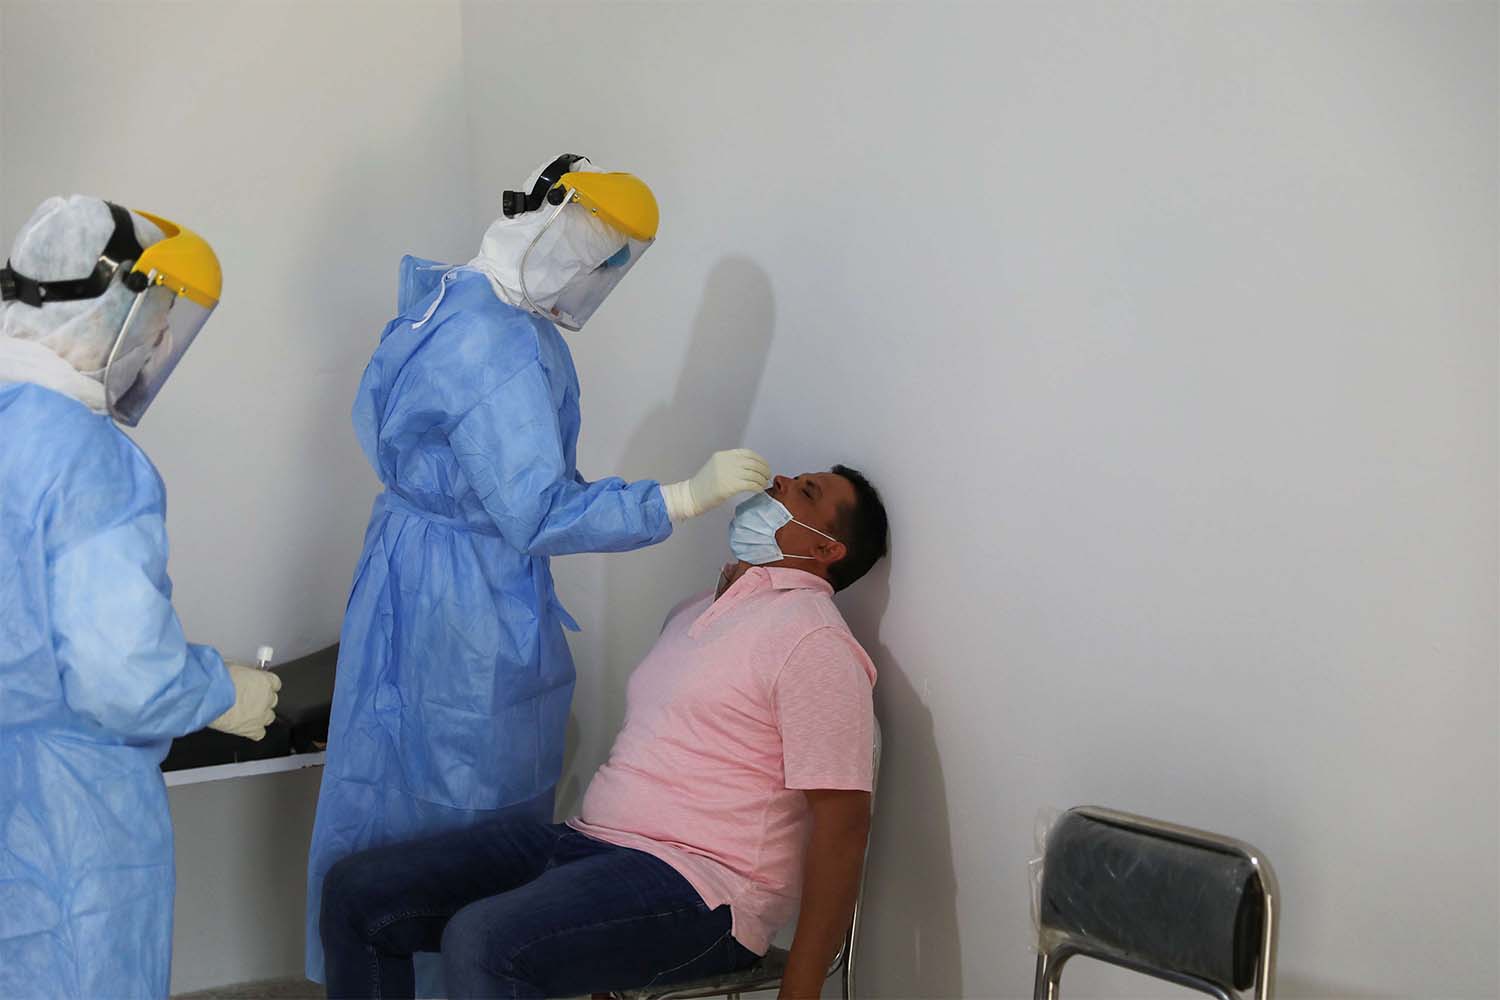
[1034,809,1265,991]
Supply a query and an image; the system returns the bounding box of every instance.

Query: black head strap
[501,154,586,218]
[1,201,148,308]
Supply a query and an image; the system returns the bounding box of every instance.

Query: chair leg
[842,921,857,1000]
[1034,950,1064,1000]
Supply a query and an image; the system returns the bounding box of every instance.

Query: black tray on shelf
[161,643,338,773]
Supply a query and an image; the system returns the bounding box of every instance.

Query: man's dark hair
[826,465,889,592]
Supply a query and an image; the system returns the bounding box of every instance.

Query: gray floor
[172,977,323,1000]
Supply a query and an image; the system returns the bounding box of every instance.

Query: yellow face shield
[104,211,221,426]
[512,165,659,331]
[560,171,660,243]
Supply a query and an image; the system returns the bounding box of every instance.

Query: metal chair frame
[611,721,883,1000]
[1033,805,1280,1000]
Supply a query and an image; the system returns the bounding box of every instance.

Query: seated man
[320,465,890,1000]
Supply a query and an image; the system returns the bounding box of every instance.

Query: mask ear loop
[790,517,842,545]
[775,517,843,560]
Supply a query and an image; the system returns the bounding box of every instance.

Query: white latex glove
[661,449,771,523]
[208,663,282,741]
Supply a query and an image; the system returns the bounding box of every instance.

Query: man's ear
[817,539,847,565]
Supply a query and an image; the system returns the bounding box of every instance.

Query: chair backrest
[1034,806,1278,1000]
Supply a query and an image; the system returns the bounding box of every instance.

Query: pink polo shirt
[568,566,877,955]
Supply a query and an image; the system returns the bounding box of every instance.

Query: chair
[1033,806,1279,1000]
[609,721,883,1000]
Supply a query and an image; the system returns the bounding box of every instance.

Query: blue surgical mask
[729,492,841,566]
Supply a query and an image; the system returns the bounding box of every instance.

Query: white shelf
[163,751,326,787]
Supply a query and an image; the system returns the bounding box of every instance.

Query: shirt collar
[756,566,834,595]
[690,566,833,638]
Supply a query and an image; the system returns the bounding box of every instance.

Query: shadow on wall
[840,561,965,999]
[558,256,776,813]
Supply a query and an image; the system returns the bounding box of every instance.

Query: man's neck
[715,561,752,600]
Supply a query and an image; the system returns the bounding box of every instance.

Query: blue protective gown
[0,383,236,1000]
[304,259,672,981]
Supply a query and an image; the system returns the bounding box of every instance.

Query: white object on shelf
[163,751,325,788]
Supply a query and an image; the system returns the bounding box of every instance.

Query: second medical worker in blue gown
[305,155,770,982]
[0,195,281,1000]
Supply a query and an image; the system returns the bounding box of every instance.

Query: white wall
[167,769,325,993]
[3,2,1495,997]
[461,3,1498,999]
[2,0,474,663]
[0,5,6,205]
[1,1,472,991]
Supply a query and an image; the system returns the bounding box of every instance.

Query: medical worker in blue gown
[305,155,770,984]
[0,195,282,1000]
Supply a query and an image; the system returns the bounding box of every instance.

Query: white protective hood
[467,158,633,320]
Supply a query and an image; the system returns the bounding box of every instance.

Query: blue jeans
[319,819,760,999]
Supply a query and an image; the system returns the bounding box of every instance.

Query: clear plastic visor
[519,197,652,331]
[105,282,213,426]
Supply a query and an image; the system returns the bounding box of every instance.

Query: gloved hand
[661,449,771,523]
[208,663,282,741]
